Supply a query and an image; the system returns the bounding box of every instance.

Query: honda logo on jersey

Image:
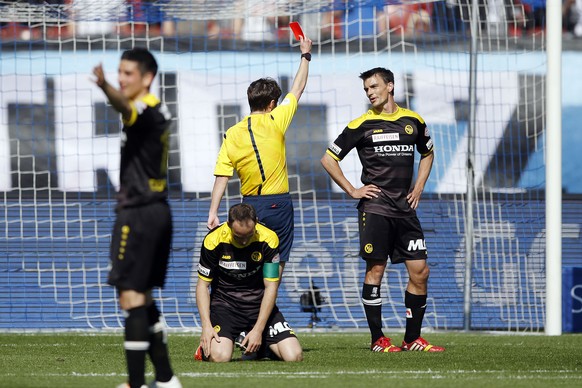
[407,238,426,251]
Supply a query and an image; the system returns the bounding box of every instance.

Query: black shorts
[108,201,172,292]
[358,211,428,264]
[210,304,296,347]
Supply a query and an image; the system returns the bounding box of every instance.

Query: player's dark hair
[359,67,395,96]
[247,78,282,112]
[228,203,258,224]
[121,47,158,78]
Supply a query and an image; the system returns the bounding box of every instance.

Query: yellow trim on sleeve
[265,277,280,282]
[326,149,341,161]
[123,102,139,127]
[198,274,213,282]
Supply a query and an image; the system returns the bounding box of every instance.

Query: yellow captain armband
[263,262,280,281]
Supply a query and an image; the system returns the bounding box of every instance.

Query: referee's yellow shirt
[214,93,298,196]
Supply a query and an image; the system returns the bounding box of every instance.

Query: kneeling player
[194,203,303,362]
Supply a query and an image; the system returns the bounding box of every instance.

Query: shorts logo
[405,125,414,135]
[251,251,262,262]
[219,260,247,270]
[406,308,413,318]
[364,243,373,254]
[372,133,399,142]
[269,321,292,337]
[329,142,342,155]
[407,239,427,251]
[213,325,221,333]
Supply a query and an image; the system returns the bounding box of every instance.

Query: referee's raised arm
[289,35,312,101]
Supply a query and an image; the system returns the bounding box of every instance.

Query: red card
[289,22,304,40]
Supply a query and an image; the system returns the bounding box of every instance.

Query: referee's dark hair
[359,67,395,96]
[247,77,282,112]
[121,47,158,78]
[228,203,258,224]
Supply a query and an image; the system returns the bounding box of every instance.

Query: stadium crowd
[1,0,582,42]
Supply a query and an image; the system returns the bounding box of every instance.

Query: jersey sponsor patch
[219,260,247,270]
[329,142,342,155]
[426,138,434,150]
[198,264,211,277]
[425,127,430,137]
[280,98,291,106]
[372,133,399,142]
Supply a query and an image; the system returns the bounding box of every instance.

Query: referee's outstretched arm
[289,36,313,101]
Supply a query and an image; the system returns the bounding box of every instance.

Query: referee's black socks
[404,291,427,344]
[124,305,149,388]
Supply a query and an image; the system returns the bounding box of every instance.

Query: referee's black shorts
[358,211,428,264]
[108,201,172,292]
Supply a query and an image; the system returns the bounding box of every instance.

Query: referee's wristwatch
[301,53,312,62]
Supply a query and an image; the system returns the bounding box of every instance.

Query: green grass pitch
[1,332,581,387]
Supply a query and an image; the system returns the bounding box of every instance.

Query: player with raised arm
[207,30,313,278]
[321,67,444,353]
[93,48,182,388]
[195,203,303,362]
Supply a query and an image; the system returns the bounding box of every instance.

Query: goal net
[0,0,559,332]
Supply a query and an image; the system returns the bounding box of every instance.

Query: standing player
[195,203,303,362]
[320,67,444,353]
[93,48,182,388]
[206,34,313,277]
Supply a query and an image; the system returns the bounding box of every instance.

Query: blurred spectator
[127,0,176,36]
[232,0,278,41]
[520,0,546,31]
[377,3,432,36]
[70,0,126,36]
[564,0,582,37]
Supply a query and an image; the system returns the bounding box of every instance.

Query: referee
[207,34,313,277]
[93,48,181,388]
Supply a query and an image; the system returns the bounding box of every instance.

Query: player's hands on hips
[92,63,106,88]
[207,214,220,230]
[241,328,262,354]
[200,325,220,357]
[351,184,381,199]
[299,35,312,54]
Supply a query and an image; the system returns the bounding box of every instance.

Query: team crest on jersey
[251,251,262,262]
[405,125,414,135]
[364,243,373,254]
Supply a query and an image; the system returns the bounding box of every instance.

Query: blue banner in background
[563,267,582,332]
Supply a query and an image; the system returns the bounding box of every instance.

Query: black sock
[404,291,427,344]
[362,283,384,343]
[147,303,173,383]
[124,306,149,388]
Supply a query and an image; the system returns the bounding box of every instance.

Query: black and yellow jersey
[213,93,298,196]
[117,93,172,208]
[198,222,280,314]
[326,105,434,217]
